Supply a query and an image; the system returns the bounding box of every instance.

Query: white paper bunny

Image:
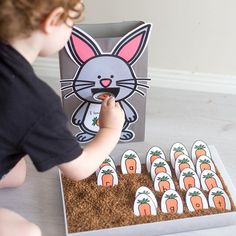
[61,23,152,143]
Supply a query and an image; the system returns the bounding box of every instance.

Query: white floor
[0,86,236,236]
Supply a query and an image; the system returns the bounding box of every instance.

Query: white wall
[83,0,236,76]
[33,0,236,94]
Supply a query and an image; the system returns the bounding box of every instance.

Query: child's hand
[99,96,125,132]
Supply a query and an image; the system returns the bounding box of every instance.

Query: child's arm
[58,96,124,181]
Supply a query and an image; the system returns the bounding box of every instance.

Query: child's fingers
[101,96,110,106]
[107,96,115,107]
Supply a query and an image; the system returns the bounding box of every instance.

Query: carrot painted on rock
[212,190,226,210]
[189,191,203,210]
[124,154,137,174]
[157,176,170,192]
[178,158,190,172]
[199,159,211,171]
[137,198,151,216]
[203,173,217,190]
[183,171,196,190]
[150,150,162,164]
[195,144,206,158]
[101,169,114,186]
[173,147,185,159]
[154,162,166,175]
[165,193,178,213]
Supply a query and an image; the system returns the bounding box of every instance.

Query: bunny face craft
[61,23,152,143]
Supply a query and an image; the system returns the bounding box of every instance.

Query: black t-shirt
[0,42,82,178]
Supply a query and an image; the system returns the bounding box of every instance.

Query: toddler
[0,1,125,235]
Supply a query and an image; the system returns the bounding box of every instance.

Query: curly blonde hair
[0,0,84,43]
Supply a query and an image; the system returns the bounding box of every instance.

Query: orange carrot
[199,159,211,171]
[211,191,226,210]
[154,162,166,175]
[124,154,137,174]
[178,158,190,172]
[137,198,151,216]
[189,191,203,210]
[203,173,217,190]
[157,176,170,192]
[195,144,206,158]
[183,171,196,190]
[173,147,184,159]
[165,193,178,213]
[101,169,114,186]
[150,150,162,164]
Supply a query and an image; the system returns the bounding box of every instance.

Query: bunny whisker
[136,78,151,81]
[137,83,149,88]
[61,82,94,91]
[135,88,145,96]
[117,84,134,90]
[117,82,149,89]
[60,79,74,83]
[117,78,151,83]
[61,85,74,91]
[63,86,93,98]
[74,83,95,87]
[64,91,76,99]
[74,84,94,92]
[76,80,96,85]
[118,83,145,96]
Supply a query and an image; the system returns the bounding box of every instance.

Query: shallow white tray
[59,145,236,236]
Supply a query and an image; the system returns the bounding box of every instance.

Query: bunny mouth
[92,88,120,99]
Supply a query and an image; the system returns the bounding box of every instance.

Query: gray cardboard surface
[59,21,149,143]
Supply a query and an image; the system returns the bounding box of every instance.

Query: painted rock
[186,187,209,211]
[146,146,166,173]
[192,140,211,164]
[150,158,172,181]
[97,166,118,187]
[208,187,231,210]
[179,168,201,191]
[161,190,183,214]
[170,142,189,168]
[121,150,141,174]
[154,172,175,192]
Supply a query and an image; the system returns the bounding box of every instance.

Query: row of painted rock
[95,140,232,214]
[148,141,222,193]
[133,185,231,216]
[96,140,218,191]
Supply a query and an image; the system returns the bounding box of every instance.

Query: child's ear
[41,7,65,34]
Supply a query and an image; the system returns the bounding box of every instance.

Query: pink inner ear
[117,33,143,62]
[71,35,96,62]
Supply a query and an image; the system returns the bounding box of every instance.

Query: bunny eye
[110,75,114,78]
[97,75,101,79]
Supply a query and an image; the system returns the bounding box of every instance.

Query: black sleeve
[21,108,83,172]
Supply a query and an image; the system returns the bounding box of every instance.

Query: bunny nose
[100,79,112,88]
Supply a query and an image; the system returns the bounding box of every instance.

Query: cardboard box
[59,21,150,143]
[59,146,236,235]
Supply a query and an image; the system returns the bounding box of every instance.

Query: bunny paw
[76,132,95,143]
[120,130,134,141]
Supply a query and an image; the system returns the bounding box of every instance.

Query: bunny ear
[112,23,152,65]
[65,26,102,66]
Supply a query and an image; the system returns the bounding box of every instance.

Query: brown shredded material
[61,164,236,233]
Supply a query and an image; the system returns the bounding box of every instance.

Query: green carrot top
[124,154,136,159]
[195,144,206,150]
